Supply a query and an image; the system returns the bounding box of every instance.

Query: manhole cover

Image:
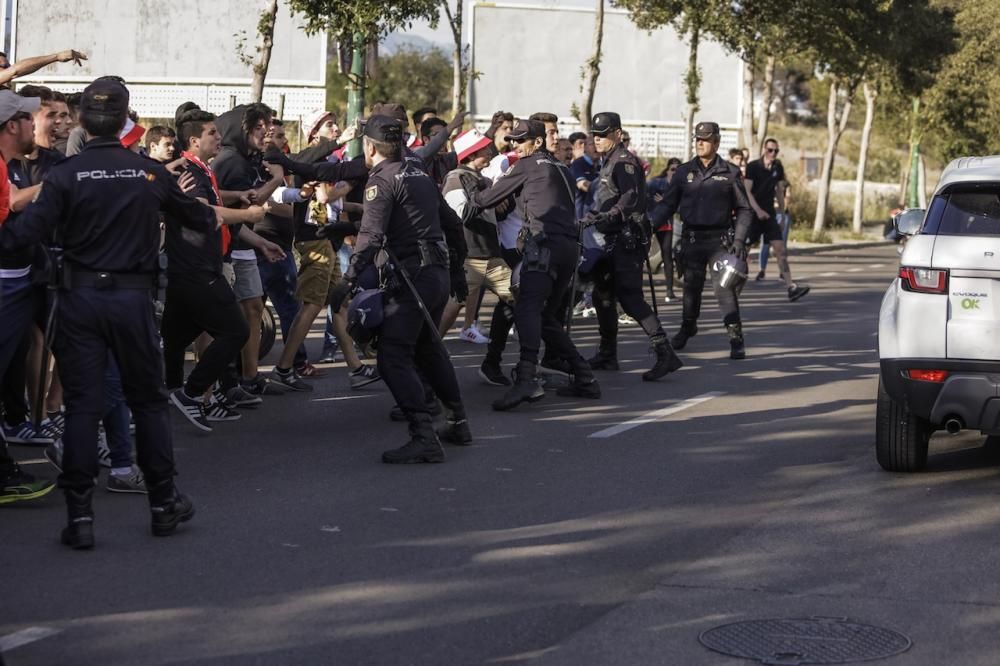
[699,616,911,665]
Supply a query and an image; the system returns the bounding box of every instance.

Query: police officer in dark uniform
[345,115,470,464]
[473,119,600,410]
[659,121,754,359]
[0,79,218,549]
[583,112,683,380]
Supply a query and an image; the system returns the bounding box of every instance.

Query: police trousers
[592,241,656,344]
[515,234,587,366]
[377,264,462,416]
[679,232,741,326]
[52,287,175,492]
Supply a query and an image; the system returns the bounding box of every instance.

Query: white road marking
[0,627,61,652]
[589,392,725,439]
[311,395,378,402]
[869,263,886,268]
[320,525,341,533]
[819,272,837,277]
[15,458,49,466]
[847,267,863,273]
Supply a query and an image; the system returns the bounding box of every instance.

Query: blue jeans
[257,253,306,366]
[103,353,133,469]
[0,275,35,382]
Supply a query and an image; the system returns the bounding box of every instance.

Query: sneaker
[242,373,288,396]
[318,345,339,364]
[38,417,63,441]
[664,288,678,303]
[46,436,111,471]
[540,357,573,376]
[205,398,242,422]
[756,270,766,281]
[349,364,381,389]
[107,466,147,494]
[2,421,53,446]
[47,410,66,433]
[169,389,212,432]
[617,314,637,326]
[224,385,263,407]
[788,284,811,302]
[458,324,489,344]
[269,368,313,392]
[294,360,326,378]
[580,306,597,318]
[0,465,55,505]
[479,360,512,387]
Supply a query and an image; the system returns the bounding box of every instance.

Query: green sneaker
[0,465,56,505]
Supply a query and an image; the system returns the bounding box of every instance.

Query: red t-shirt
[0,155,10,225]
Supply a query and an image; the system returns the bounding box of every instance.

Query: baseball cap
[694,121,720,139]
[80,78,129,119]
[590,112,621,136]
[454,129,491,163]
[303,109,336,140]
[506,119,545,142]
[370,102,408,125]
[362,115,402,142]
[0,90,40,125]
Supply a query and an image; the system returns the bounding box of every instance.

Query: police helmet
[346,289,385,345]
[711,252,748,295]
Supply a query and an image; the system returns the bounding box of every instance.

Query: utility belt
[393,239,450,271]
[63,266,156,290]
[683,226,733,245]
[608,215,650,253]
[521,231,556,278]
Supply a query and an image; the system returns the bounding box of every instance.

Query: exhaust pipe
[944,417,964,435]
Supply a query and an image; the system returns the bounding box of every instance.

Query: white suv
[878,156,1000,471]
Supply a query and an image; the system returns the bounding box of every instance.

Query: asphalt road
[6,243,1000,666]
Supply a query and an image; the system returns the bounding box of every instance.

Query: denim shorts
[232,257,264,301]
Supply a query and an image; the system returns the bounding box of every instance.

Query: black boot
[383,413,445,463]
[493,361,545,411]
[587,340,619,371]
[438,401,473,446]
[671,320,698,350]
[556,358,602,399]
[61,488,95,550]
[149,480,195,537]
[727,323,747,360]
[643,334,684,381]
[389,399,441,422]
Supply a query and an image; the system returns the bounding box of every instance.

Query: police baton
[564,222,586,336]
[644,255,659,318]
[385,249,447,348]
[33,250,61,429]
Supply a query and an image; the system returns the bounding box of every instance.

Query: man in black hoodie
[212,103,287,396]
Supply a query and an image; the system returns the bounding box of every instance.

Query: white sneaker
[618,314,637,326]
[458,324,489,344]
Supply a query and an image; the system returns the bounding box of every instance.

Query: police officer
[0,79,219,549]
[345,115,471,464]
[583,112,683,380]
[659,121,754,359]
[473,119,600,410]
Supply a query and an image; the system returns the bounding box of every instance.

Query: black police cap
[80,78,129,118]
[363,115,403,142]
[590,112,621,136]
[694,121,721,139]
[506,118,545,141]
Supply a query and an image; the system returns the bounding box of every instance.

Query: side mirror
[894,208,925,236]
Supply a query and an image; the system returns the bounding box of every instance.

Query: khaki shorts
[295,240,343,306]
[465,257,513,302]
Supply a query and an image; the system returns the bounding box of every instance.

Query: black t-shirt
[746,158,785,216]
[164,163,224,285]
[1,149,63,271]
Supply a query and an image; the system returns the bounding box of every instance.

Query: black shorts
[747,216,783,245]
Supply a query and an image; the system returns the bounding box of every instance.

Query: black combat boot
[587,340,619,371]
[383,413,445,463]
[148,480,195,537]
[493,360,545,411]
[643,334,684,381]
[389,399,441,422]
[727,323,747,360]
[671,320,698,350]
[556,357,602,399]
[438,401,473,446]
[61,488,95,550]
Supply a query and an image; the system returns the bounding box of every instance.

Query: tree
[440,0,469,114]
[368,46,454,116]
[234,0,280,103]
[579,0,605,132]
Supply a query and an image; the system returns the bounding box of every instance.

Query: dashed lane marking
[588,392,725,439]
[819,272,837,277]
[0,626,61,652]
[311,394,379,402]
[869,263,886,268]
[847,267,864,273]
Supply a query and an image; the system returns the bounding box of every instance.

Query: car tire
[258,304,277,360]
[876,376,930,472]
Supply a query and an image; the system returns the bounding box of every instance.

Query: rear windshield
[924,184,1000,236]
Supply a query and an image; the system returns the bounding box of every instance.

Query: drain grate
[698,616,911,665]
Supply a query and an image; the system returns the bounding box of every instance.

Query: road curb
[753,239,892,258]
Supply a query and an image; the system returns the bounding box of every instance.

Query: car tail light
[905,369,950,382]
[899,266,948,294]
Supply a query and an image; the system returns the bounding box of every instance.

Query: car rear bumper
[881,358,1000,433]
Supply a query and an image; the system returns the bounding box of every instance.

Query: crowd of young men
[0,69,808,549]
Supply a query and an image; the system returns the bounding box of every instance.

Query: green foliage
[287,0,440,40]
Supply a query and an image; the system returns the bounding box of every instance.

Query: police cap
[590,112,622,136]
[363,115,403,143]
[80,78,129,119]
[370,102,408,124]
[506,118,545,142]
[694,121,721,139]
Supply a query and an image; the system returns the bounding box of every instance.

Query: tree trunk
[851,81,878,234]
[755,55,776,154]
[579,0,605,132]
[682,24,701,160]
[813,78,854,236]
[250,0,279,103]
[443,0,464,114]
[741,58,755,150]
[345,32,367,159]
